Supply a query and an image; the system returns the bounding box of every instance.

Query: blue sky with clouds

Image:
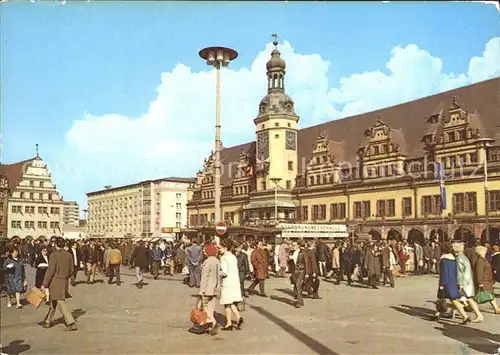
[1,1,499,210]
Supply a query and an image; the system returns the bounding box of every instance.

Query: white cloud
[60,37,500,204]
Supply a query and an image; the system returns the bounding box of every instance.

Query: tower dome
[266,49,286,71]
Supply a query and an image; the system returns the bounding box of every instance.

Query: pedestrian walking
[41,237,77,331]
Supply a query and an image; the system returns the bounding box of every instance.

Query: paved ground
[1,268,499,355]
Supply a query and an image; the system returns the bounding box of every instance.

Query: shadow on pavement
[390,304,438,322]
[270,295,296,307]
[275,288,295,297]
[1,340,30,355]
[434,323,500,355]
[250,305,338,355]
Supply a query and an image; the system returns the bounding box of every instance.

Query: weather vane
[271,33,279,48]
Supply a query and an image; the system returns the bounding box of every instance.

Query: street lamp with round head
[199,46,238,68]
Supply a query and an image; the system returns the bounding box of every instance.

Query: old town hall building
[187,41,500,243]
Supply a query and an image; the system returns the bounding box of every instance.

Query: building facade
[0,174,8,237]
[0,155,65,239]
[87,177,195,238]
[187,40,500,243]
[63,200,80,226]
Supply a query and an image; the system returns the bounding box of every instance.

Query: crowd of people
[0,235,499,337]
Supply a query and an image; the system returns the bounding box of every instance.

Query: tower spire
[266,33,286,93]
[36,143,39,157]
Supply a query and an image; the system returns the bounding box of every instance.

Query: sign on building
[278,223,349,239]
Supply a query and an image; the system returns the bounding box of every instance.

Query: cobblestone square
[1,270,499,355]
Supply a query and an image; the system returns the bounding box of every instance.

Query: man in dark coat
[292,242,308,308]
[42,237,77,331]
[130,241,150,289]
[304,241,321,299]
[364,243,382,289]
[336,243,354,286]
[381,241,395,288]
[315,240,330,277]
[186,239,203,288]
[235,242,250,298]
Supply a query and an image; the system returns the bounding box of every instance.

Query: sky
[1,1,499,212]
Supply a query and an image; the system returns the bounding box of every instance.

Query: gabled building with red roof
[187,41,500,243]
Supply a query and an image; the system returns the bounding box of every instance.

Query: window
[275,122,279,127]
[176,212,182,219]
[470,152,478,163]
[176,203,182,210]
[490,149,498,162]
[210,213,215,222]
[312,205,319,220]
[39,181,44,188]
[25,206,35,214]
[274,134,279,139]
[354,201,370,219]
[20,192,24,199]
[286,180,292,189]
[50,221,60,229]
[38,206,48,214]
[447,132,455,142]
[453,192,477,213]
[288,161,293,170]
[458,154,467,166]
[176,193,182,200]
[37,221,47,229]
[319,205,326,220]
[50,207,60,214]
[29,192,34,199]
[296,206,308,221]
[457,129,466,140]
[373,146,379,155]
[422,195,441,215]
[376,199,395,217]
[30,180,34,187]
[261,181,266,190]
[330,203,346,219]
[287,123,291,127]
[489,190,500,212]
[366,168,372,177]
[402,197,412,217]
[309,176,314,186]
[176,222,182,228]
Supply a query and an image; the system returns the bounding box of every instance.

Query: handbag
[436,287,448,313]
[475,289,494,304]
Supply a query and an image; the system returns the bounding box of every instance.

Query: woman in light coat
[198,244,221,335]
[219,240,243,331]
[452,242,483,322]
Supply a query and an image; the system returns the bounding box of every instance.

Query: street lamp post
[199,46,238,223]
[477,138,494,243]
[271,177,282,226]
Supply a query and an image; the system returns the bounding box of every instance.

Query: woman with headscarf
[198,243,221,335]
[434,243,470,324]
[3,247,26,309]
[452,242,483,322]
[219,240,244,331]
[474,246,500,314]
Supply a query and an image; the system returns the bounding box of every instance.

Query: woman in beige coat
[474,246,500,315]
[199,244,221,335]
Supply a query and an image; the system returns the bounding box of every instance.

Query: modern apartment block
[86,177,195,238]
[63,200,80,226]
[0,154,65,239]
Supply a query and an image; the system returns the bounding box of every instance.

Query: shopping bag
[26,288,46,309]
[475,290,494,304]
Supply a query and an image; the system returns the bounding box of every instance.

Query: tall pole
[274,183,278,225]
[199,46,238,224]
[484,143,490,244]
[214,63,221,223]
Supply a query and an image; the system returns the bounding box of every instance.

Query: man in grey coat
[186,238,203,288]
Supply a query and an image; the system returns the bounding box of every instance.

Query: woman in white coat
[219,240,244,331]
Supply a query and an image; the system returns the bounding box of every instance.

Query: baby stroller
[182,265,190,285]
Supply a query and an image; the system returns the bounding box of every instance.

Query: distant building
[0,175,8,237]
[87,177,195,238]
[0,154,65,239]
[63,200,80,226]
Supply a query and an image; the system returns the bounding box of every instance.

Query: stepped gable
[0,157,37,191]
[217,77,500,183]
[297,77,499,174]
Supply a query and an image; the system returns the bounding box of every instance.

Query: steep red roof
[217,77,499,183]
[0,157,37,192]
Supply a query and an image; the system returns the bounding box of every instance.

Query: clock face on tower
[286,130,296,150]
[257,132,269,159]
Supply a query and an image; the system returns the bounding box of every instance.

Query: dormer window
[316,157,320,165]
[373,146,379,155]
[457,129,466,140]
[447,132,455,142]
